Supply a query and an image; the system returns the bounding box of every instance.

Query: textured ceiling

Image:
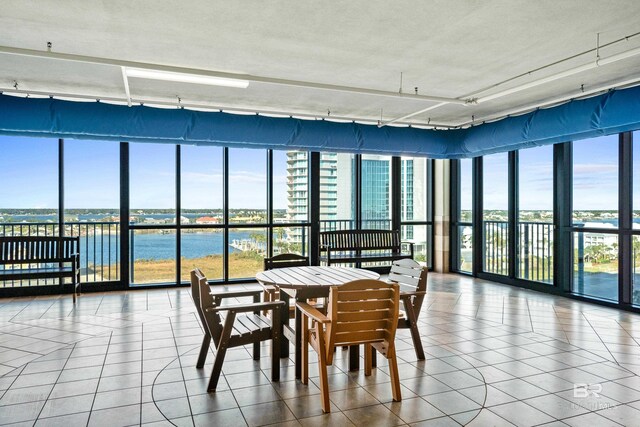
[1,0,640,127]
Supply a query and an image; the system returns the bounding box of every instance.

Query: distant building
[195,216,220,224]
[285,152,428,260]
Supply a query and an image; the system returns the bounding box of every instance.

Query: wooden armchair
[388,258,428,360]
[298,279,401,413]
[190,269,284,392]
[262,253,310,313]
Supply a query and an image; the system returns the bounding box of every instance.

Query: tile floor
[0,273,639,426]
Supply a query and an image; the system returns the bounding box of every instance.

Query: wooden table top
[255,266,380,290]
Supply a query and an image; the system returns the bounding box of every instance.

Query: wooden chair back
[264,253,309,270]
[388,258,428,314]
[300,279,402,412]
[325,279,399,363]
[191,268,223,345]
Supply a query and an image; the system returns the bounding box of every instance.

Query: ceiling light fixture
[124,68,249,88]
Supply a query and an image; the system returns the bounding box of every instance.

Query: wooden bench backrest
[264,253,309,270]
[326,279,399,362]
[191,268,223,345]
[0,236,79,265]
[389,258,428,315]
[320,230,401,251]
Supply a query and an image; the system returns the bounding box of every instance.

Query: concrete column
[433,159,450,272]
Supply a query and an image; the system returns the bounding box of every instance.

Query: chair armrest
[209,286,263,299]
[206,300,285,314]
[400,290,427,297]
[296,302,330,324]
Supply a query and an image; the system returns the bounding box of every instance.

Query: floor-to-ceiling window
[65,140,120,284]
[451,131,640,311]
[179,145,223,282]
[572,135,619,301]
[129,143,177,284]
[273,150,309,258]
[452,158,473,273]
[483,152,509,275]
[632,131,640,306]
[0,137,59,288]
[0,138,431,295]
[518,145,553,284]
[227,148,267,279]
[401,156,432,267]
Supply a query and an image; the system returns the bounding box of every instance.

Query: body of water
[78,230,257,268]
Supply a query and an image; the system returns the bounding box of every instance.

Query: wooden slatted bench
[0,236,81,302]
[319,230,414,266]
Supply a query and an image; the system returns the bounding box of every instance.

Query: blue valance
[1,84,640,158]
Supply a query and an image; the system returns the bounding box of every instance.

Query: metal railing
[483,220,554,283]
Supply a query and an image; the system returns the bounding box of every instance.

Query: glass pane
[573,232,618,301]
[228,148,266,224]
[65,139,120,283]
[483,152,509,275]
[0,137,59,287]
[228,227,266,279]
[518,145,553,283]
[130,143,176,223]
[180,229,223,282]
[280,150,308,222]
[181,145,223,217]
[573,135,618,227]
[402,224,429,267]
[361,154,391,229]
[130,144,176,285]
[273,226,309,257]
[320,153,355,230]
[131,229,176,284]
[401,157,428,222]
[0,136,58,231]
[458,225,473,273]
[460,159,473,223]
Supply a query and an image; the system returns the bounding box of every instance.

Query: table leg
[295,301,302,379]
[349,344,359,371]
[279,291,290,357]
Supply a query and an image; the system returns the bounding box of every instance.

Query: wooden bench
[0,236,81,302]
[319,230,414,266]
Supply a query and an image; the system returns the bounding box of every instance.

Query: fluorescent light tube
[125,68,249,88]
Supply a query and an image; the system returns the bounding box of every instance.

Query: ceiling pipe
[379,39,640,128]
[120,67,132,107]
[0,86,457,128]
[0,45,468,105]
[476,45,640,103]
[377,102,448,128]
[455,75,640,128]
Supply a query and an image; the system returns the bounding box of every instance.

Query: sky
[462,133,631,212]
[0,136,289,210]
[1,133,639,212]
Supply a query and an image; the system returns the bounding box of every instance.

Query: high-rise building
[286,152,428,259]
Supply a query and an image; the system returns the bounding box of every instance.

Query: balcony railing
[483,220,553,283]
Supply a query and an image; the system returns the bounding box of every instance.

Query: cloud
[573,164,618,174]
[180,171,223,183]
